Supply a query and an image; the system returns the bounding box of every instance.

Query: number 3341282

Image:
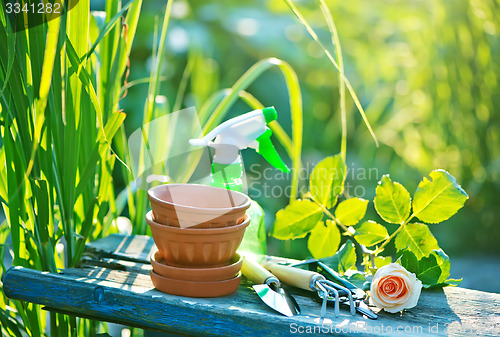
[5,2,61,14]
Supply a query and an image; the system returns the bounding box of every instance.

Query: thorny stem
[359,244,376,270]
[375,214,416,255]
[306,192,377,269]
[305,192,417,271]
[305,192,350,233]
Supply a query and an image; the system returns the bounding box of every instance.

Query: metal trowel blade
[252,284,300,317]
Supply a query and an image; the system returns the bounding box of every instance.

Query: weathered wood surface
[3,234,500,336]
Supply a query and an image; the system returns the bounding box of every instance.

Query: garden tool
[263,262,356,319]
[241,257,300,317]
[291,259,378,320]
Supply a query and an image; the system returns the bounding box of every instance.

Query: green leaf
[436,278,463,288]
[374,175,411,224]
[307,220,341,259]
[432,250,452,284]
[309,155,346,208]
[354,220,388,246]
[320,239,356,275]
[418,249,451,287]
[398,249,459,288]
[417,254,443,287]
[374,256,392,269]
[335,198,368,226]
[412,170,468,224]
[397,250,419,275]
[395,223,439,259]
[271,199,323,240]
[344,270,369,291]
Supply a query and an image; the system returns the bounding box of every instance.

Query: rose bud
[370,263,422,313]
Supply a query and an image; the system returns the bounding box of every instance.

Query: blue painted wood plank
[5,266,500,336]
[1,266,328,336]
[3,235,500,336]
[85,234,155,263]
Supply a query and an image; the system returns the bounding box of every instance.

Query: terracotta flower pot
[146,211,250,266]
[148,184,251,228]
[150,251,242,282]
[150,270,241,298]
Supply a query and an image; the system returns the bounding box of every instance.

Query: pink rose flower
[370,263,422,313]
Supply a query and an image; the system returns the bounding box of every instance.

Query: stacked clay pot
[147,184,251,297]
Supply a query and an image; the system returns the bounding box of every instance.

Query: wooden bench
[3,234,500,336]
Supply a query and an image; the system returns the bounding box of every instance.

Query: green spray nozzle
[262,107,278,123]
[256,128,290,173]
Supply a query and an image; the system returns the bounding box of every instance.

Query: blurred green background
[95,0,500,257]
[2,1,498,335]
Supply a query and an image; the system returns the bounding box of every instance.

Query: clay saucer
[150,251,242,282]
[150,270,241,298]
[148,184,251,228]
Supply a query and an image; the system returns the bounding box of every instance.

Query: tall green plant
[0,0,143,335]
[270,1,469,289]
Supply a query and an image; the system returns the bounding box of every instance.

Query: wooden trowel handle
[263,262,324,292]
[241,257,279,286]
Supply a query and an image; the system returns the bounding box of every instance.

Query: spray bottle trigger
[256,128,290,173]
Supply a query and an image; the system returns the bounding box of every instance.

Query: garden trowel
[241,257,300,317]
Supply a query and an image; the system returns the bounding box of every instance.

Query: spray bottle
[190,107,289,255]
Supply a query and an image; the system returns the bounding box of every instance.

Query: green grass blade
[0,14,15,95]
[72,198,98,267]
[283,0,378,147]
[67,36,129,172]
[173,55,195,112]
[319,0,347,161]
[65,37,103,132]
[38,15,61,112]
[0,307,27,337]
[119,76,167,96]
[84,0,138,60]
[144,0,173,122]
[197,89,230,125]
[117,0,143,87]
[74,112,125,199]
